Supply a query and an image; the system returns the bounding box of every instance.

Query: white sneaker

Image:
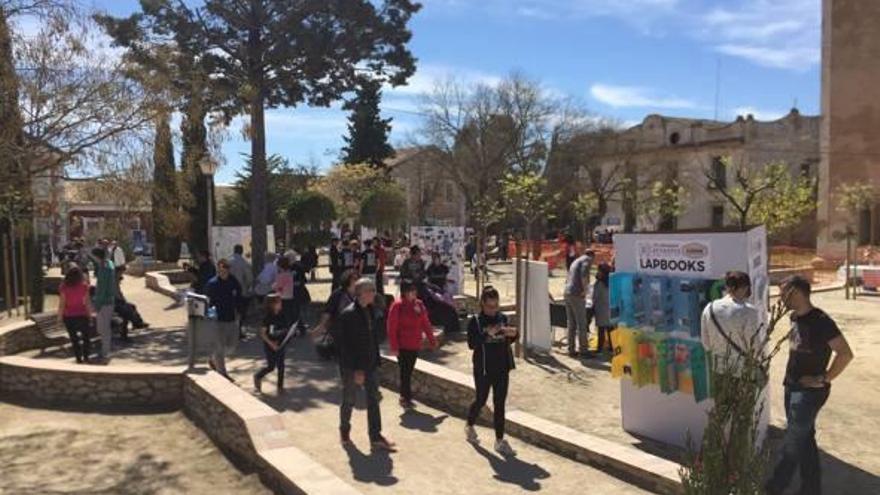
[494,438,516,456]
[465,425,479,444]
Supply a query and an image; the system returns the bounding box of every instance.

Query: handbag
[315,330,337,360]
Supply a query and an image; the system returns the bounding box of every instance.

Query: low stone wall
[183,372,362,495]
[126,259,180,277]
[145,271,179,299]
[0,355,362,494]
[0,320,49,356]
[0,355,183,409]
[379,355,682,495]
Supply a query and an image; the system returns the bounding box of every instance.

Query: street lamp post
[199,157,219,259]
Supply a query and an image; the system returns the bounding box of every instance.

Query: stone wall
[0,355,362,495]
[183,372,362,495]
[0,355,183,409]
[379,355,682,495]
[145,272,179,299]
[0,320,53,356]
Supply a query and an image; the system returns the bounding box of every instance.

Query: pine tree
[342,79,395,168]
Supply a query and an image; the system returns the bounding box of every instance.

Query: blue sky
[88,0,821,183]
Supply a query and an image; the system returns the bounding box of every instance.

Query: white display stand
[211,226,276,262]
[614,226,769,449]
[410,226,466,295]
[514,259,552,352]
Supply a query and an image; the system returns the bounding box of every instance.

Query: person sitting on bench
[115,272,149,334]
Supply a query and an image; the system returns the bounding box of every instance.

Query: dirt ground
[0,402,268,495]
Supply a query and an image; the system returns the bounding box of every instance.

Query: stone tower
[818,0,880,257]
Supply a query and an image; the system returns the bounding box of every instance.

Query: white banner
[635,239,711,276]
[409,226,466,295]
[211,226,276,263]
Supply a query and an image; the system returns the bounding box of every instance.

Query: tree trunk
[249,92,268,274]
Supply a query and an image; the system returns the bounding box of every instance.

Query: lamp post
[199,157,218,259]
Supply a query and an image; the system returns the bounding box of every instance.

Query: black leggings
[398,350,419,401]
[467,372,510,440]
[63,316,91,362]
[597,326,615,352]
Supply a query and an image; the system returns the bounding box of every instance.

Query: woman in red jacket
[387,279,438,409]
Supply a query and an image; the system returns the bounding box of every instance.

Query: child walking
[253,294,292,395]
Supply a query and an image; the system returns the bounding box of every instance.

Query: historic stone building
[546,110,821,246]
[817,0,880,256]
[387,147,467,227]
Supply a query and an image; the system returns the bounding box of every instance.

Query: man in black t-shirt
[766,276,853,495]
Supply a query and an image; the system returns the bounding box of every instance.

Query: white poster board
[211,226,276,263]
[410,226,466,295]
[614,226,769,449]
[514,259,552,352]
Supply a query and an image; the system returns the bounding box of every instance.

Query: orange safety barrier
[508,241,615,271]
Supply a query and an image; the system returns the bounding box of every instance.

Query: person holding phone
[464,286,519,456]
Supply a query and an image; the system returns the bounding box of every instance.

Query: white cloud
[589,83,697,109]
[433,0,821,72]
[731,106,787,121]
[387,63,502,97]
[699,0,821,71]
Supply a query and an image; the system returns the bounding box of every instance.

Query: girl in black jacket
[465,286,519,456]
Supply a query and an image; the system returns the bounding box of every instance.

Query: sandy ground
[0,402,267,495]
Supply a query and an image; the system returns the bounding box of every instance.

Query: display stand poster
[211,226,276,263]
[613,226,769,449]
[409,226,466,295]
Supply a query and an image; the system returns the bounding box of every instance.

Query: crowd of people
[52,228,856,486]
[56,239,148,365]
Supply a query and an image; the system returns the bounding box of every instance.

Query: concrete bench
[30,312,70,354]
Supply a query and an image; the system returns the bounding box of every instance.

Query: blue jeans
[339,368,383,442]
[767,386,830,495]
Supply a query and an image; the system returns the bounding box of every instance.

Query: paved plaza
[18,274,646,494]
[10,267,880,494]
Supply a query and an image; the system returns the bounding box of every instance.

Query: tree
[359,182,407,231]
[152,110,180,261]
[421,73,591,233]
[705,158,816,233]
[217,154,316,247]
[680,300,793,494]
[572,192,599,240]
[174,0,420,273]
[97,1,233,254]
[636,179,689,231]
[313,163,387,222]
[3,3,153,312]
[501,171,558,356]
[341,78,395,168]
[286,190,336,231]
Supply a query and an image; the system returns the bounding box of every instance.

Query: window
[669,132,681,145]
[800,162,811,177]
[711,205,724,229]
[445,182,454,202]
[709,156,727,190]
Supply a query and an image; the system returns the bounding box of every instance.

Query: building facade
[817,0,880,256]
[546,111,821,245]
[387,147,467,227]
